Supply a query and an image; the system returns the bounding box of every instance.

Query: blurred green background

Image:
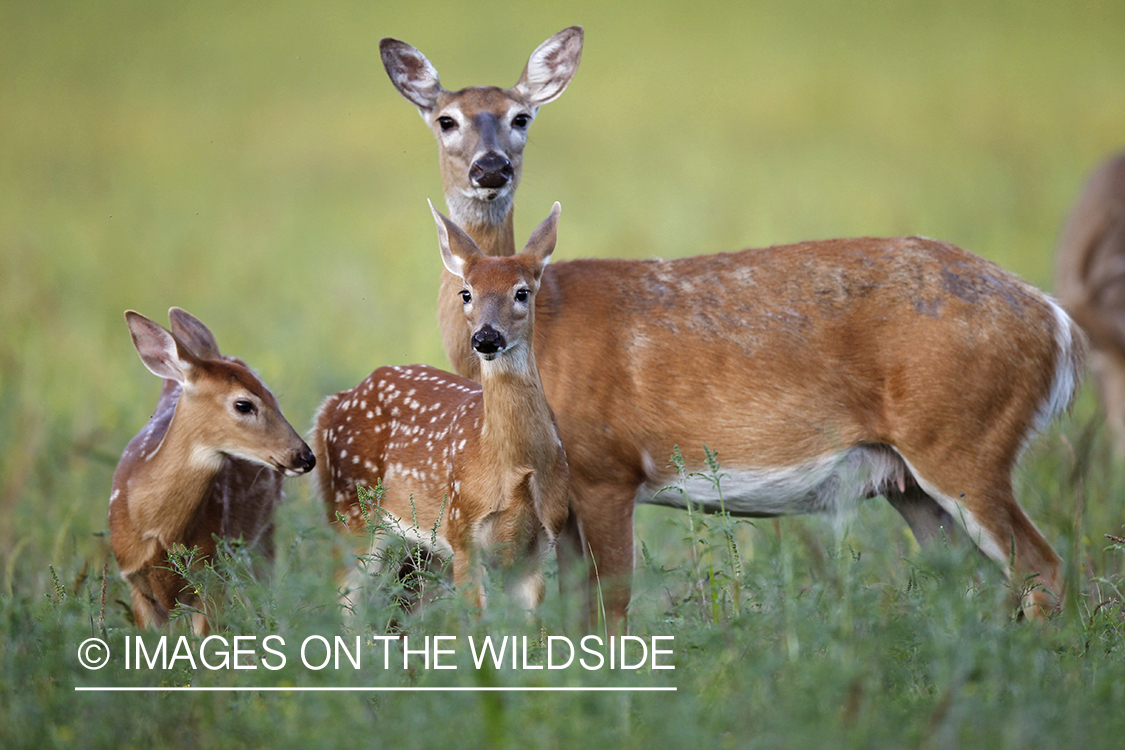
[2,0,1124,642]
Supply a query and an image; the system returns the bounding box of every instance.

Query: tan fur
[313,205,568,610]
[109,309,314,633]
[1055,151,1125,455]
[383,30,1085,628]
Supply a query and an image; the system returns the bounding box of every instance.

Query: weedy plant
[158,538,274,633]
[336,481,453,627]
[654,445,750,624]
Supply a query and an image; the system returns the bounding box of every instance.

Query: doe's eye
[234,400,255,415]
[511,114,530,128]
[461,290,472,304]
[514,288,530,303]
[437,116,457,132]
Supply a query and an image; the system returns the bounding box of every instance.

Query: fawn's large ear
[512,26,583,108]
[168,307,222,360]
[380,38,443,114]
[125,311,201,384]
[430,199,483,279]
[520,202,561,275]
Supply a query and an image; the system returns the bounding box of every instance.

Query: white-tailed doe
[383,28,1086,628]
[109,308,315,633]
[313,203,568,610]
[1056,151,1125,455]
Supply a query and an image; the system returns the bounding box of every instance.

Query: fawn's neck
[478,341,557,467]
[126,399,224,548]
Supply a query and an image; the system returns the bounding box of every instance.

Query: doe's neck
[448,197,516,258]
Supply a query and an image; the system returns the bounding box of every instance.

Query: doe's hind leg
[903,463,1062,619]
[887,485,970,550]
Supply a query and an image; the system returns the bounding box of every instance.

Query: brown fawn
[1055,151,1125,456]
[381,28,1086,628]
[313,203,569,610]
[109,308,315,633]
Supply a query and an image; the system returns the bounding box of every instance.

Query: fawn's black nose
[290,445,316,474]
[472,325,506,355]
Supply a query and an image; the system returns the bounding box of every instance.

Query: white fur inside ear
[430,200,467,278]
[128,314,191,384]
[528,46,560,79]
[381,41,442,112]
[516,29,582,107]
[440,244,466,278]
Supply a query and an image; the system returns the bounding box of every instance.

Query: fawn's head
[125,308,315,476]
[430,201,560,364]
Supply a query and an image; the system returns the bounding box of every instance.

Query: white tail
[313,203,568,610]
[1055,151,1125,455]
[383,30,1086,628]
[109,308,315,633]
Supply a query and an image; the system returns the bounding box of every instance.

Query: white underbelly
[636,444,908,517]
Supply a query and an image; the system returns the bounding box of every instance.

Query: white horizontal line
[75,686,676,693]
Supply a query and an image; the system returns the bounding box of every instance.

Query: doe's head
[380,27,582,223]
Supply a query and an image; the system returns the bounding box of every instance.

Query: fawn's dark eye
[461,290,472,304]
[511,114,530,129]
[514,288,530,303]
[437,116,457,131]
[234,400,255,415]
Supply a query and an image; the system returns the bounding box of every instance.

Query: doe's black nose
[470,153,513,189]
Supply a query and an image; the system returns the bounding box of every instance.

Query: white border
[75,686,676,692]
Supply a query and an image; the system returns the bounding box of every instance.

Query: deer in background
[1055,151,1125,456]
[381,27,1085,628]
[109,308,315,633]
[313,203,568,611]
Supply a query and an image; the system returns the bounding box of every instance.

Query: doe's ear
[430,199,483,279]
[168,307,221,360]
[512,26,583,108]
[520,202,561,273]
[380,38,443,114]
[125,311,200,384]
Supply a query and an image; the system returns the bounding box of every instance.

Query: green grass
[2,0,1125,747]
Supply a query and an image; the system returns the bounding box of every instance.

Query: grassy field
[2,0,1125,747]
